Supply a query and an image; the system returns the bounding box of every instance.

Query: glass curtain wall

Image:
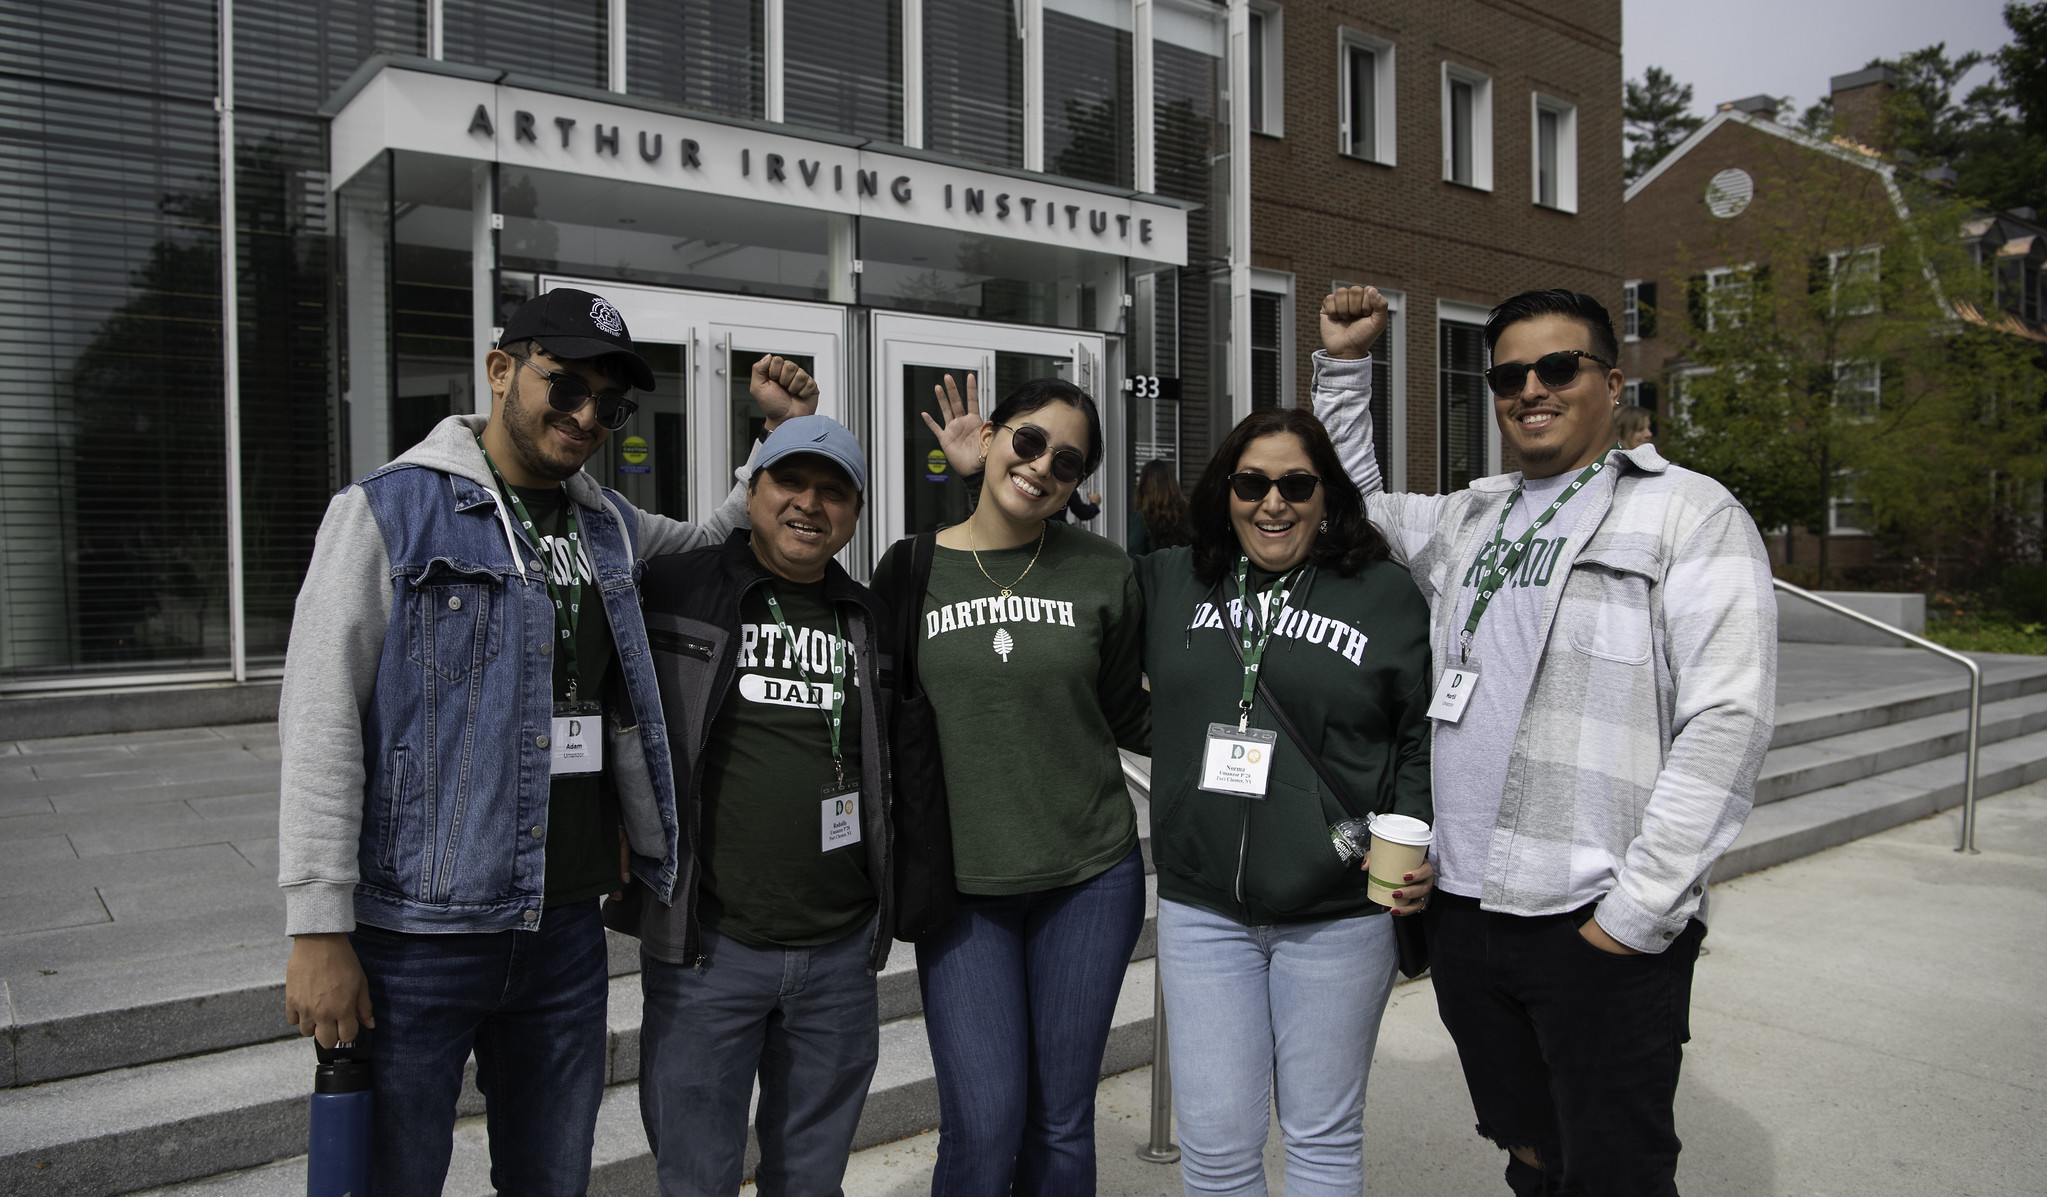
[1153,2,1228,492]
[1043,0,1133,187]
[443,0,608,90]
[628,0,765,119]
[785,0,901,142]
[0,5,228,682]
[924,0,1024,168]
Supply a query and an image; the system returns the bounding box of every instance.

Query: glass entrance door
[538,277,846,521]
[871,313,1114,562]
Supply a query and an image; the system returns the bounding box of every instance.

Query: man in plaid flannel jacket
[1314,286,1776,1197]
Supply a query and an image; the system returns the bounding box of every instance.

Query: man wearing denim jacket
[1315,286,1776,1196]
[275,287,817,1194]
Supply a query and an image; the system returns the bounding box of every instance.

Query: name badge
[1427,664,1481,724]
[1200,724,1279,798]
[821,784,862,852]
[550,701,604,775]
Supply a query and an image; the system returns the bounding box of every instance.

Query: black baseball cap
[498,288,657,391]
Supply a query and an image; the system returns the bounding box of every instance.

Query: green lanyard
[762,585,850,788]
[1232,556,1304,731]
[478,438,585,702]
[1458,448,1616,663]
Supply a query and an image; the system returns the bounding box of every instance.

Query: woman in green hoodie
[1132,407,1434,1195]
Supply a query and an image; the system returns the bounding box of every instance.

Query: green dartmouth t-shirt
[875,522,1150,895]
[696,579,874,948]
[508,484,622,908]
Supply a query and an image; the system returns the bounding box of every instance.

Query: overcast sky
[1622,0,2018,120]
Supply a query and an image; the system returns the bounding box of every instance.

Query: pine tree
[992,628,1015,661]
[1625,66,1705,183]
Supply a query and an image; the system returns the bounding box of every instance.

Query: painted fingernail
[1403,873,1414,881]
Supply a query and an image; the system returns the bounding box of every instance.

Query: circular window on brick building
[1705,168,1754,217]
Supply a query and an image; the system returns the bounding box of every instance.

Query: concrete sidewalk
[813,782,2047,1197]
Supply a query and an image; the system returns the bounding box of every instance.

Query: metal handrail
[1772,577,1982,853]
[1120,751,1180,1165]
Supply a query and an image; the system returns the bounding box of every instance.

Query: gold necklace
[968,521,1046,598]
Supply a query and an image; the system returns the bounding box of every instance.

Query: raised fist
[1320,286,1391,361]
[751,354,821,431]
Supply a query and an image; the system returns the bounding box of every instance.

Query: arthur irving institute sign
[328,63,1190,267]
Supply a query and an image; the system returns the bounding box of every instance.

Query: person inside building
[880,374,1150,1196]
[276,287,818,1194]
[624,414,898,1197]
[1313,285,1776,1197]
[1615,403,1656,450]
[1129,457,1193,555]
[1134,407,1435,1194]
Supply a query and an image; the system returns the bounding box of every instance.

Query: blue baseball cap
[754,415,867,494]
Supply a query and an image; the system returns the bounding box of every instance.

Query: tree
[1866,6,2047,213]
[1664,149,2047,588]
[1624,67,1704,183]
[992,628,1015,661]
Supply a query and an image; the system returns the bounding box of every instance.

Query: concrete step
[1,877,1160,1197]
[1756,690,2047,806]
[1716,726,2047,882]
[1767,651,2047,749]
[51,957,1164,1197]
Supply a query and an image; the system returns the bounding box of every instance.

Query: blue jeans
[638,919,881,1197]
[348,899,609,1197]
[1156,899,1399,1197]
[915,847,1146,1197]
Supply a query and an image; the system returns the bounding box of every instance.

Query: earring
[977,453,987,468]
[1319,518,1328,532]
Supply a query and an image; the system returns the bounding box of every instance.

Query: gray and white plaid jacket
[1313,352,1777,952]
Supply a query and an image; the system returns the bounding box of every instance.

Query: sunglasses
[1229,472,1322,503]
[1000,423,1087,484]
[517,356,640,431]
[1482,349,1613,398]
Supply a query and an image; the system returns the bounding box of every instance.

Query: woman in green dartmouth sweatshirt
[874,376,1150,1196]
[1132,407,1435,1195]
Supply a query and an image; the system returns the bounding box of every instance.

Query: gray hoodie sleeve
[634,440,762,559]
[276,486,391,936]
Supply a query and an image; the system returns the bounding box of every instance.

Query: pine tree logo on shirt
[993,628,1015,661]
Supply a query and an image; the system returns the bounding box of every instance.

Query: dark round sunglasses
[1482,349,1613,398]
[517,356,640,431]
[1229,472,1322,503]
[1000,423,1087,484]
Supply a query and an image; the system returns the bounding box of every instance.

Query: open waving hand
[922,372,988,476]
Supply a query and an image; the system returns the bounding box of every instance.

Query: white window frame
[1246,0,1284,137]
[1529,92,1577,213]
[1250,267,1295,408]
[1337,28,1395,165]
[1704,264,1754,332]
[1622,279,1641,341]
[1440,62,1493,191]
[1833,358,1881,419]
[1827,245,1882,316]
[1438,297,1497,478]
[1829,474,1874,536]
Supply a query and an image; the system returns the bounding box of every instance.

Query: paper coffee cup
[1365,813,1433,908]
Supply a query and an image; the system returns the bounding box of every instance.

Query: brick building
[1242,0,1625,493]
[1621,68,2047,572]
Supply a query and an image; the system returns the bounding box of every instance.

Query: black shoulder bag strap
[1210,576,1431,977]
[887,530,958,941]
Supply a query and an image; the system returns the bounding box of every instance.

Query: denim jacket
[277,415,751,936]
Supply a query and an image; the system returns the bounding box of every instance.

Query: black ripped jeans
[1425,891,1706,1197]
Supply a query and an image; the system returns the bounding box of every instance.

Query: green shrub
[2001,564,2047,623]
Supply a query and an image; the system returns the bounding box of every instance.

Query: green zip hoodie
[1135,548,1433,924]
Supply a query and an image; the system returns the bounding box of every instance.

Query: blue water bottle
[307,1029,373,1197]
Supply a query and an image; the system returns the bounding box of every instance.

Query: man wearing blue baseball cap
[619,415,898,1196]
[276,286,820,1194]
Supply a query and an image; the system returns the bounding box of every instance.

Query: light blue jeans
[1156,898,1401,1197]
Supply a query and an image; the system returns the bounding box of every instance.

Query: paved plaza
[825,781,2047,1197]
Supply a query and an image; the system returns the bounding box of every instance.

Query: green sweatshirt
[876,523,1150,894]
[1134,548,1433,924]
